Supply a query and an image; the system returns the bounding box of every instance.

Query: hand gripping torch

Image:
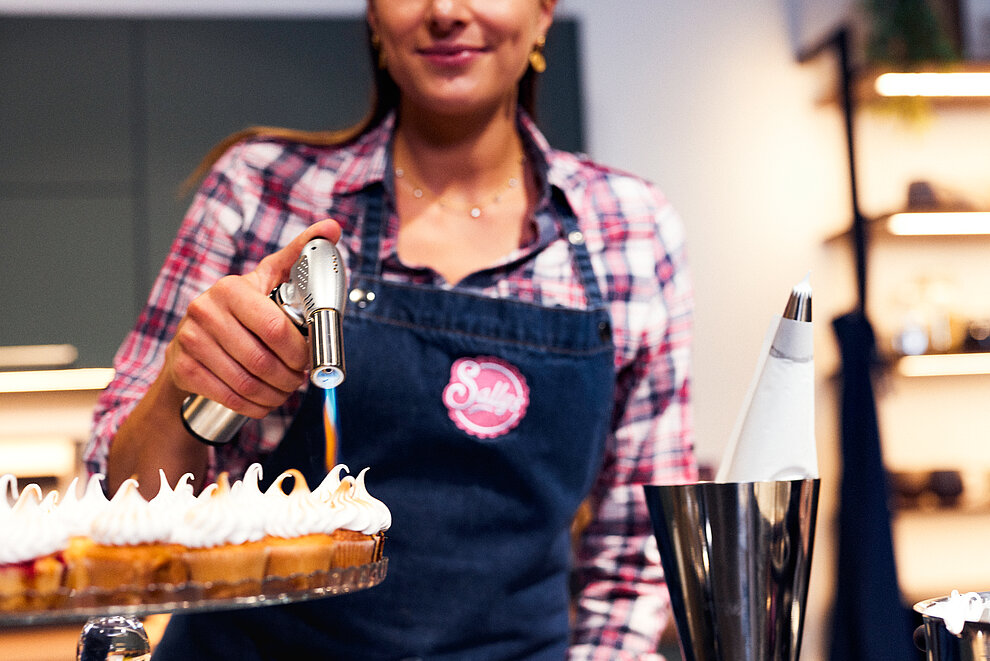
[180,237,347,445]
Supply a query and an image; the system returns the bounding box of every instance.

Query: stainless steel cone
[915,593,990,660]
[644,479,820,661]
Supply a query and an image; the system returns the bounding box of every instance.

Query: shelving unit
[810,26,990,604]
[825,52,990,374]
[853,68,990,598]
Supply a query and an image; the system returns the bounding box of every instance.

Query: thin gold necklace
[393,157,525,219]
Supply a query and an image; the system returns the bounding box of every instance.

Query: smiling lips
[418,44,486,65]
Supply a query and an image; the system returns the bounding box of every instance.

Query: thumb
[246,219,343,293]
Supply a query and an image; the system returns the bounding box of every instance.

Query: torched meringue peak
[264,469,327,539]
[39,490,60,514]
[195,472,232,501]
[172,471,266,548]
[215,472,231,494]
[0,473,18,510]
[353,468,392,532]
[0,483,69,564]
[267,469,309,498]
[58,474,110,537]
[174,473,196,501]
[11,483,42,510]
[237,464,264,493]
[16,484,60,513]
[90,478,170,546]
[151,469,201,531]
[307,467,391,535]
[321,471,391,536]
[151,469,196,506]
[313,464,350,500]
[230,464,266,509]
[81,474,109,503]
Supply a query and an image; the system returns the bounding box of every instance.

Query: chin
[409,88,514,120]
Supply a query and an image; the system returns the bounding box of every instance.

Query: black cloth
[829,310,916,660]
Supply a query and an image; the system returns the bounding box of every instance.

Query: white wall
[0,2,899,659]
[564,0,850,461]
[566,4,850,659]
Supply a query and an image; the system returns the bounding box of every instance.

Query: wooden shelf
[825,212,990,243]
[818,62,990,106]
[895,352,990,377]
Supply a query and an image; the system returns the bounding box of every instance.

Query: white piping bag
[715,275,817,483]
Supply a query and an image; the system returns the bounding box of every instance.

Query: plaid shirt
[85,112,695,660]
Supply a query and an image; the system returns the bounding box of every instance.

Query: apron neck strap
[354,183,387,278]
[550,187,605,308]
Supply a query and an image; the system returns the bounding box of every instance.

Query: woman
[85,1,696,658]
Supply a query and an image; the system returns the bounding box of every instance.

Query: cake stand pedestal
[77,615,150,661]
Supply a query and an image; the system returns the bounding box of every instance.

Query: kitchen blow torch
[180,237,347,445]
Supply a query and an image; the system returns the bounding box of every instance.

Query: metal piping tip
[308,308,345,388]
[783,273,812,322]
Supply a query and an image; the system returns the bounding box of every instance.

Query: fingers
[213,274,309,375]
[168,329,282,420]
[246,218,342,295]
[167,218,343,418]
[170,278,307,417]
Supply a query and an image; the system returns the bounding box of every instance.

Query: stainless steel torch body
[181,237,347,445]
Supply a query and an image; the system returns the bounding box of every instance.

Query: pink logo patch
[442,356,530,439]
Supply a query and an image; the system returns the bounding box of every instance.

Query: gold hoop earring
[371,33,387,70]
[529,35,547,73]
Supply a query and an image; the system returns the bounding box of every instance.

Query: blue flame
[324,386,338,424]
[324,386,339,466]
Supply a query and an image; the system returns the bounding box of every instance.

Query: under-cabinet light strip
[887,212,990,236]
[0,344,78,369]
[898,353,990,377]
[0,368,115,393]
[875,72,990,97]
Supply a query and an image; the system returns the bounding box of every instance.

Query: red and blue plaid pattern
[85,112,695,659]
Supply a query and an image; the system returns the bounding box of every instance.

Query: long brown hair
[183,25,541,194]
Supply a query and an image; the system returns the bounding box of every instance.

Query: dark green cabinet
[0,16,583,367]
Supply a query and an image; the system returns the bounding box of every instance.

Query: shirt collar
[517,112,581,249]
[329,113,396,196]
[518,111,586,207]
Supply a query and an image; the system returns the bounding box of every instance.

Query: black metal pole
[799,27,868,314]
[835,28,869,315]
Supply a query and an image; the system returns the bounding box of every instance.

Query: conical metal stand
[644,479,820,661]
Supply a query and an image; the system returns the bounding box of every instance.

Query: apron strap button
[349,288,376,308]
[598,320,612,342]
[567,230,585,245]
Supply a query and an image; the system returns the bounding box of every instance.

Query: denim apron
[155,187,615,661]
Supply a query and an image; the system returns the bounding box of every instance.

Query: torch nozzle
[275,237,348,388]
[309,307,345,388]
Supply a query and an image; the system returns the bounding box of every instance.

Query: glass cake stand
[0,559,387,660]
